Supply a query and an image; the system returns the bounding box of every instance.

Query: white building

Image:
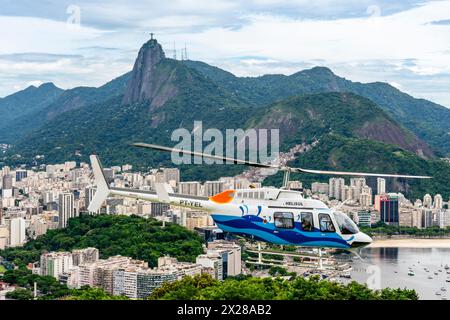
[311,182,329,195]
[179,181,202,196]
[207,240,242,278]
[203,181,225,197]
[434,194,443,210]
[40,252,74,279]
[329,178,345,200]
[9,217,26,247]
[423,194,432,208]
[196,253,223,281]
[377,177,386,195]
[59,192,75,228]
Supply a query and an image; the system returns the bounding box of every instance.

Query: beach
[369,238,450,248]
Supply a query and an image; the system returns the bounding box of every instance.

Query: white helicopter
[88,143,431,249]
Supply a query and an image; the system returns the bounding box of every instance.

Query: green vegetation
[1,267,71,299]
[360,222,450,237]
[0,265,6,273]
[6,288,34,300]
[149,273,418,300]
[62,287,129,300]
[268,266,290,277]
[0,267,127,300]
[187,61,450,156]
[264,134,450,199]
[0,214,204,268]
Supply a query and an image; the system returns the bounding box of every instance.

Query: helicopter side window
[319,213,336,233]
[300,212,314,232]
[274,212,294,229]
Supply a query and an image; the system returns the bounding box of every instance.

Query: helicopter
[87,143,431,249]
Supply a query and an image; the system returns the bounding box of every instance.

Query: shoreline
[369,238,450,248]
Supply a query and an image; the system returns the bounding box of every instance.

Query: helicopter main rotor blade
[133,142,432,179]
[292,168,432,179]
[132,142,280,169]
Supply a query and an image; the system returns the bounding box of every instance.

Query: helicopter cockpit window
[300,212,314,232]
[319,213,336,233]
[333,211,359,235]
[274,212,294,229]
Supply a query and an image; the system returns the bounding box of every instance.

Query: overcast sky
[1,0,450,107]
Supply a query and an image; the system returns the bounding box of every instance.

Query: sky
[1,0,450,107]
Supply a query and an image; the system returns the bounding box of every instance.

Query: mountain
[247,92,434,159]
[185,62,450,156]
[3,38,250,179]
[0,82,64,138]
[263,134,450,201]
[2,38,449,198]
[0,72,131,143]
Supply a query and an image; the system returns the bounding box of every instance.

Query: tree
[6,288,33,300]
[63,287,129,300]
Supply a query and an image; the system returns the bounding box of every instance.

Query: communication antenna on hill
[150,32,154,40]
[173,41,177,60]
[184,44,188,60]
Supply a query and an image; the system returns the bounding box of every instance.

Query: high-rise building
[376,178,386,195]
[421,209,434,228]
[356,211,372,227]
[414,199,422,208]
[196,253,223,281]
[423,194,432,208]
[103,168,114,182]
[329,178,345,200]
[150,202,170,217]
[437,210,450,228]
[58,192,75,228]
[0,225,9,250]
[2,174,13,198]
[84,187,98,213]
[113,267,139,299]
[40,252,74,279]
[203,181,225,197]
[163,168,180,186]
[136,268,179,299]
[287,181,302,190]
[72,247,99,266]
[434,194,443,210]
[359,192,372,207]
[378,194,399,225]
[15,170,27,182]
[350,178,366,200]
[311,182,329,194]
[9,217,26,247]
[179,181,201,196]
[207,240,241,278]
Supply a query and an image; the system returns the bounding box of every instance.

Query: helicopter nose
[350,232,373,248]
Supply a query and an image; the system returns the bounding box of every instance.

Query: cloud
[428,19,450,24]
[0,0,449,108]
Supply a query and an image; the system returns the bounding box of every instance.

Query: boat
[441,287,447,291]
[435,272,439,275]
[445,264,449,270]
[408,271,415,276]
[436,291,442,296]
[446,278,450,283]
[428,276,433,279]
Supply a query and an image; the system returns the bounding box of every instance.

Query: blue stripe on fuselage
[211,214,350,248]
